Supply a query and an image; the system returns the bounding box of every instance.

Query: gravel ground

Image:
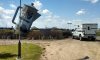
[0,37,100,60]
[40,38,100,60]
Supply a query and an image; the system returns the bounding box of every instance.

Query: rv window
[78,30,83,32]
[88,27,90,30]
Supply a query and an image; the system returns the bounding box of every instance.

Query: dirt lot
[0,37,100,60]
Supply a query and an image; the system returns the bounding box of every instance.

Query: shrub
[96,31,100,36]
[27,30,42,40]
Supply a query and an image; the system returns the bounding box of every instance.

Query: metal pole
[18,0,21,59]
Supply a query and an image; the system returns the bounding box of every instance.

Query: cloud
[41,9,52,16]
[0,6,15,15]
[76,9,86,16]
[42,9,51,14]
[33,0,42,10]
[84,0,99,4]
[4,9,15,15]
[0,6,15,27]
[10,4,17,9]
[0,6,4,14]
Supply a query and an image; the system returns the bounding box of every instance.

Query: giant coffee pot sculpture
[12,4,41,35]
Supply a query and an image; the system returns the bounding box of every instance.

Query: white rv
[72,23,98,41]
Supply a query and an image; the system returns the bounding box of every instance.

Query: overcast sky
[0,0,100,29]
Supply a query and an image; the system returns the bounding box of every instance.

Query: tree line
[0,27,72,40]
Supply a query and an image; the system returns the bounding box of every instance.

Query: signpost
[67,23,72,30]
[18,0,21,59]
[12,0,41,59]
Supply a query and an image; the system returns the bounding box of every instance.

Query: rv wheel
[79,35,83,41]
[72,36,75,39]
[91,38,96,41]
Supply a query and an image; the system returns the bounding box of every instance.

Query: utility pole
[67,23,72,30]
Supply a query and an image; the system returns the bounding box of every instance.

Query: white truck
[72,23,98,41]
